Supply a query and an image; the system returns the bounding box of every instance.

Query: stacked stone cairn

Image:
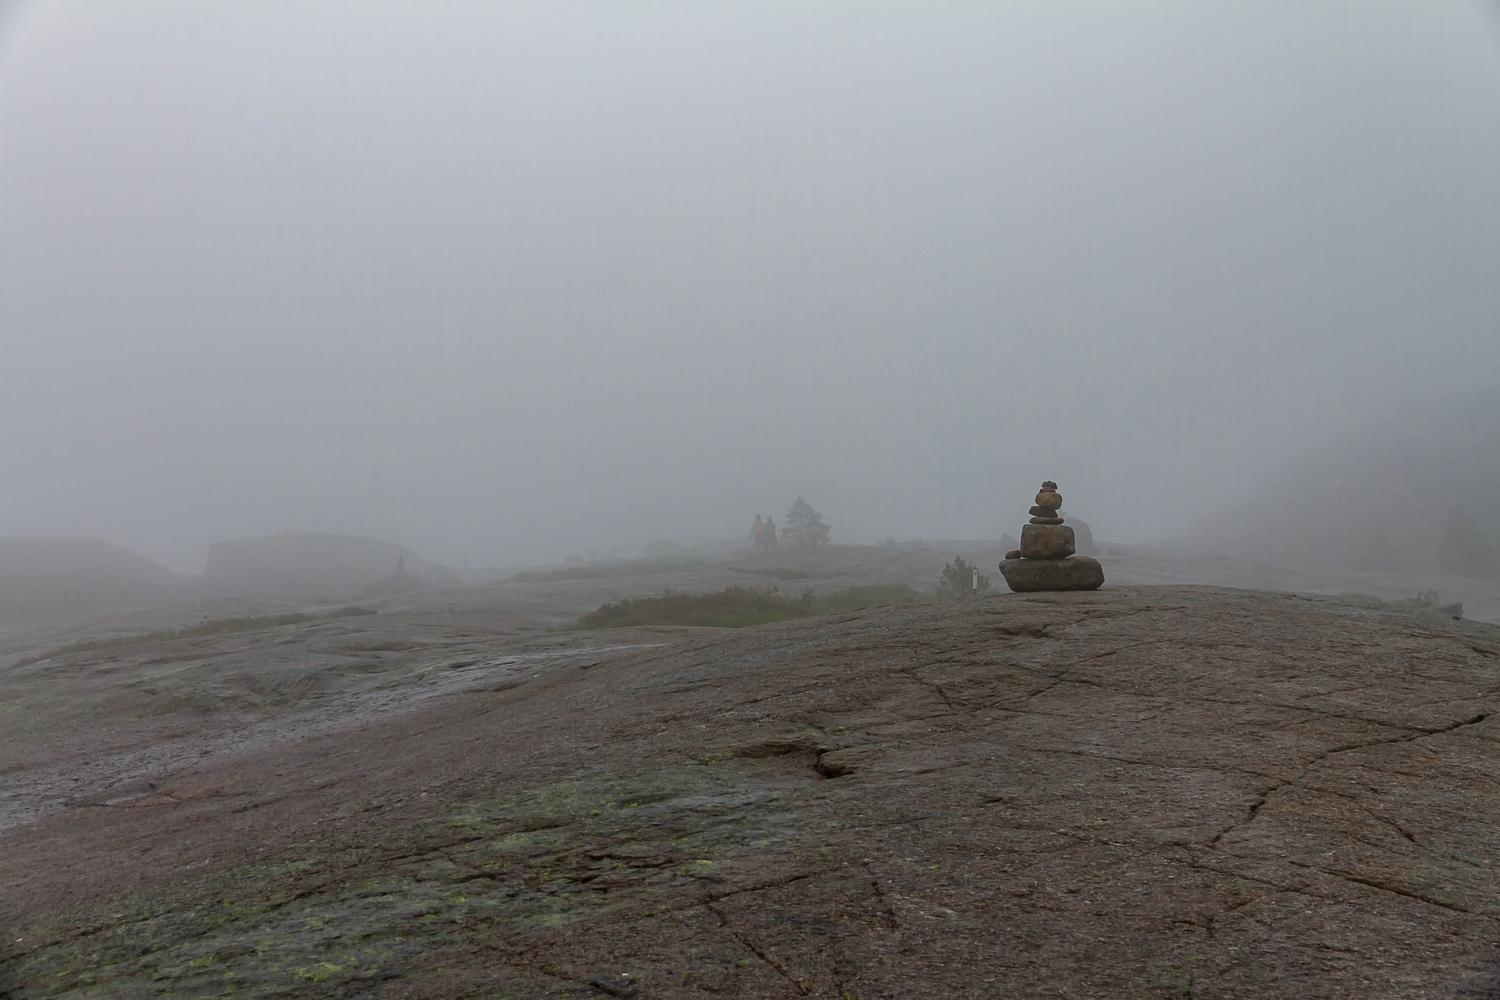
[997,481,1106,592]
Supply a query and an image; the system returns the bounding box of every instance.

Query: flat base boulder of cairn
[1020,523,1075,560]
[999,555,1105,592]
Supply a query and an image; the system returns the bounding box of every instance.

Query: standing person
[750,514,765,551]
[763,515,777,552]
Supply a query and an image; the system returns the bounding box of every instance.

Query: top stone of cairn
[1031,485,1063,525]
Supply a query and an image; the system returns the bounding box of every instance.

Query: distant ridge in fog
[1186,390,1500,576]
[203,531,450,600]
[0,531,456,623]
[0,537,189,621]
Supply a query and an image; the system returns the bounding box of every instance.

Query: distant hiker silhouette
[750,514,765,549]
[763,516,777,552]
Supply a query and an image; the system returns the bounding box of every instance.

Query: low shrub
[936,556,990,599]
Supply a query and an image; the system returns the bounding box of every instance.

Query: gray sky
[1,1,1498,572]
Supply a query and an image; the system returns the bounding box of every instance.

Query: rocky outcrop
[1064,514,1095,556]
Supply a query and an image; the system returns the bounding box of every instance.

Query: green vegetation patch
[578,586,815,628]
[577,584,929,629]
[509,557,705,583]
[4,760,813,998]
[14,607,378,668]
[813,584,931,614]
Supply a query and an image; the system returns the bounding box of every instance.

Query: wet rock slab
[4,587,1500,999]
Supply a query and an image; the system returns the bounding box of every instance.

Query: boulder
[998,556,1105,592]
[1020,523,1075,560]
[1065,515,1096,557]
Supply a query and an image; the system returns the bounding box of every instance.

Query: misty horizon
[2,1,1498,573]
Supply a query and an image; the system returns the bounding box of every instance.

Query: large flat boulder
[999,554,1105,591]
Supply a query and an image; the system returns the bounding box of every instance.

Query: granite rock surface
[4,587,1500,998]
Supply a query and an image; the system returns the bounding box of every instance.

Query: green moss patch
[4,760,815,997]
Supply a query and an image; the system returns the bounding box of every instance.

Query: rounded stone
[998,555,1104,592]
[1030,516,1065,525]
[1004,549,1021,560]
[1029,505,1059,517]
[1020,523,1075,560]
[1035,491,1062,510]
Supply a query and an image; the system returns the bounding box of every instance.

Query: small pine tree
[937,556,990,599]
[782,497,832,546]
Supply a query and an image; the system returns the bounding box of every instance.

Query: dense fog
[1,1,1497,572]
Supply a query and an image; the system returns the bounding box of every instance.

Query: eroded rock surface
[3,586,1500,998]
